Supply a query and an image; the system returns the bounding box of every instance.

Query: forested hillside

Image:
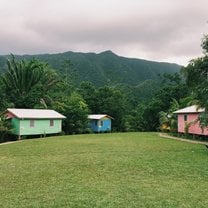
[0,49,192,143]
[0,50,181,86]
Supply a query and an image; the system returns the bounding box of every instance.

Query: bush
[0,131,16,143]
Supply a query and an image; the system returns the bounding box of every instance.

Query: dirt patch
[0,140,21,146]
[159,133,208,145]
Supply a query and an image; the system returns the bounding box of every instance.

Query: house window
[50,120,54,127]
[184,114,187,122]
[98,120,103,127]
[30,120,35,127]
[100,120,103,126]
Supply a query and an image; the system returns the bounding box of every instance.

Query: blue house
[88,114,113,132]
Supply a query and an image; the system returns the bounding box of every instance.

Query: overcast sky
[0,0,207,65]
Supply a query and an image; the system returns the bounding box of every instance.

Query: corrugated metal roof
[88,114,113,120]
[173,105,205,114]
[7,108,66,119]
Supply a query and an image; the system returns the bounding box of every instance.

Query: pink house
[174,105,208,136]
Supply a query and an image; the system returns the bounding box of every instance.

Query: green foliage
[0,52,184,134]
[182,34,208,127]
[135,73,190,131]
[1,55,60,108]
[97,86,127,131]
[79,84,127,131]
[0,80,14,111]
[123,104,147,132]
[201,34,208,54]
[0,115,13,143]
[0,53,189,134]
[199,112,208,131]
[159,99,179,132]
[0,51,181,86]
[56,92,89,134]
[79,81,98,112]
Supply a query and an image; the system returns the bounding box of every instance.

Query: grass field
[0,132,208,208]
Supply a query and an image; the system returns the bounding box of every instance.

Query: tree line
[0,35,208,142]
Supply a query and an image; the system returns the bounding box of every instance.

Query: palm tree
[2,55,58,108]
[3,56,40,95]
[159,98,179,132]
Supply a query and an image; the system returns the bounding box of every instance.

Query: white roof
[7,108,66,119]
[173,105,205,114]
[88,114,112,120]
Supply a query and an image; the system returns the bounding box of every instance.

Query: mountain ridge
[0,50,181,86]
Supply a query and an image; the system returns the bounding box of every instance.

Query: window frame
[50,119,54,127]
[184,114,188,122]
[30,120,35,127]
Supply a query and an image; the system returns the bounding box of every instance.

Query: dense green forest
[0,35,208,142]
[0,50,180,86]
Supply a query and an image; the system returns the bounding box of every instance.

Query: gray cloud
[0,0,207,65]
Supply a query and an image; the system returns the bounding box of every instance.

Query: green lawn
[0,132,208,208]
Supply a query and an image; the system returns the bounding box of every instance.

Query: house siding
[11,118,20,135]
[11,118,62,136]
[89,118,111,132]
[178,113,208,135]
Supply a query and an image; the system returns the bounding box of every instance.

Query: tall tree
[96,86,127,131]
[79,83,127,131]
[201,34,208,54]
[1,55,59,108]
[182,34,208,127]
[79,81,99,113]
[158,99,179,132]
[55,92,89,134]
[133,73,189,131]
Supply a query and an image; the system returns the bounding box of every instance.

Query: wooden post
[18,135,21,140]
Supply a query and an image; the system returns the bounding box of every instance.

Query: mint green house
[6,108,66,139]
